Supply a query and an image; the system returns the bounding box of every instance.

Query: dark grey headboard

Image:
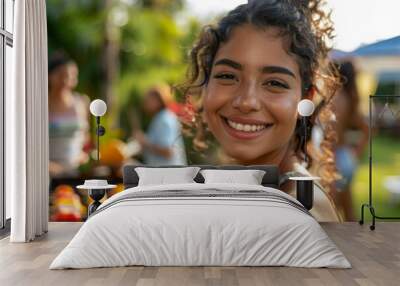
[123,165,280,189]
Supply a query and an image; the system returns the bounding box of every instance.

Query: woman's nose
[231,82,261,113]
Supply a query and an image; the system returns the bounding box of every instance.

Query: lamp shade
[90,99,107,117]
[297,99,315,117]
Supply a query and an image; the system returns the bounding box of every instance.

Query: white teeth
[227,119,267,132]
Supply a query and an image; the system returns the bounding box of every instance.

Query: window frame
[0,0,14,232]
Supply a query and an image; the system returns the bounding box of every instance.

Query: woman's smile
[219,114,274,140]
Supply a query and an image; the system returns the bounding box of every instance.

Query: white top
[49,94,89,176]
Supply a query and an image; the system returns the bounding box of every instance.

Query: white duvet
[50,183,351,269]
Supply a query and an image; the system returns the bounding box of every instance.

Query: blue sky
[185,0,400,52]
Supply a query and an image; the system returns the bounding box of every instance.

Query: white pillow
[200,169,266,185]
[135,167,200,186]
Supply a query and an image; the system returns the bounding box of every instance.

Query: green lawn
[352,135,400,220]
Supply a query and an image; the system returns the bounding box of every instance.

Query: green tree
[47,0,201,138]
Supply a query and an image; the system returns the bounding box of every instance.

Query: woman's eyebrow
[214,59,296,79]
[214,58,243,70]
[261,66,296,79]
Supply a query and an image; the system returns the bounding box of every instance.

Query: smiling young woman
[181,0,342,221]
[204,25,302,166]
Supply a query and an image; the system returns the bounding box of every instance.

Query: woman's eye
[213,73,237,81]
[264,80,289,89]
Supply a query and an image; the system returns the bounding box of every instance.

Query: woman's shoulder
[73,93,90,107]
[71,93,90,115]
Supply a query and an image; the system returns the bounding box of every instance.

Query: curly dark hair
[180,0,341,192]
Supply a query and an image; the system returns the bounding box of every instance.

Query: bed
[50,165,350,269]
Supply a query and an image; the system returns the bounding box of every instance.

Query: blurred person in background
[48,51,91,178]
[332,61,369,221]
[133,84,187,165]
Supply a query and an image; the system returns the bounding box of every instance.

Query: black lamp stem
[96,116,100,162]
[303,116,308,165]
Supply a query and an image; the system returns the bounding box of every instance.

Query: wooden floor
[0,222,399,286]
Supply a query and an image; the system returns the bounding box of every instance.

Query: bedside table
[77,180,116,216]
[289,176,320,210]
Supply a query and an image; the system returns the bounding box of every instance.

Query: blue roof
[330,49,353,60]
[353,36,400,56]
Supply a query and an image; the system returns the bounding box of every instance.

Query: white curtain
[7,0,49,242]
